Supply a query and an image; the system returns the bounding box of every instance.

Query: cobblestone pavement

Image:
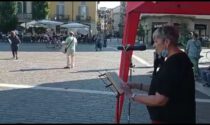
[0,41,209,123]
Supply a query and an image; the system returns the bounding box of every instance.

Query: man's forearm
[133,94,167,106]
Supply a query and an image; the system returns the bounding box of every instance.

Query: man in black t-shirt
[121,25,195,123]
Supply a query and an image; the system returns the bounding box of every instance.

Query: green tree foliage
[32,1,49,20]
[0,2,18,33]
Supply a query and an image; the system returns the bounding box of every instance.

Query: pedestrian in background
[186,31,202,79]
[63,31,77,69]
[95,33,102,51]
[8,31,21,60]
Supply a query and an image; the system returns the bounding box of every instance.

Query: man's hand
[127,83,138,89]
[120,83,132,98]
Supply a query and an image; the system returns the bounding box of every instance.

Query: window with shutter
[56,2,64,15]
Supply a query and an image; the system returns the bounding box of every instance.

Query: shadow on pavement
[0,74,153,123]
[70,66,154,74]
[10,67,66,72]
[70,68,118,73]
[0,70,209,123]
[0,57,14,60]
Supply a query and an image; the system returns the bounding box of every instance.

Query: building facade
[118,2,126,37]
[17,1,32,23]
[48,1,98,34]
[140,14,210,46]
[98,7,113,36]
[98,3,126,38]
[111,6,120,35]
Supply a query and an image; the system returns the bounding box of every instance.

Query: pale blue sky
[98,1,120,9]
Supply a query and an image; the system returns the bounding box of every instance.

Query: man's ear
[165,39,170,48]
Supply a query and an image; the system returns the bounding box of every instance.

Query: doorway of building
[194,24,207,38]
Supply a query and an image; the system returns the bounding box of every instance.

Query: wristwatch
[131,93,136,101]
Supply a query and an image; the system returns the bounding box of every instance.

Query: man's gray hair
[152,25,179,45]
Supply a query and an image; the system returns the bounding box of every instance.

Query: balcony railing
[76,15,91,22]
[51,14,70,22]
[17,13,32,22]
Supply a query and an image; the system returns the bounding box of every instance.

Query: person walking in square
[8,31,21,60]
[63,31,77,69]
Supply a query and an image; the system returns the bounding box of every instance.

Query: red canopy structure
[117,1,210,123]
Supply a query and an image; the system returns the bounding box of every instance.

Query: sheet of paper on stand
[104,72,124,95]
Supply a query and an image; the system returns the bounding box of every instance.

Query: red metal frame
[117,1,210,123]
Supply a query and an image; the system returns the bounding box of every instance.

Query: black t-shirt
[147,52,196,123]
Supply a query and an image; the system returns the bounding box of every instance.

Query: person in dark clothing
[0,32,2,39]
[121,25,195,123]
[103,35,107,48]
[8,31,21,59]
[95,33,102,51]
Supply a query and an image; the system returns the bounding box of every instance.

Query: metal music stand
[98,72,124,123]
[99,72,124,96]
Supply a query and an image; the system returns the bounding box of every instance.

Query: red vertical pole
[115,7,141,123]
